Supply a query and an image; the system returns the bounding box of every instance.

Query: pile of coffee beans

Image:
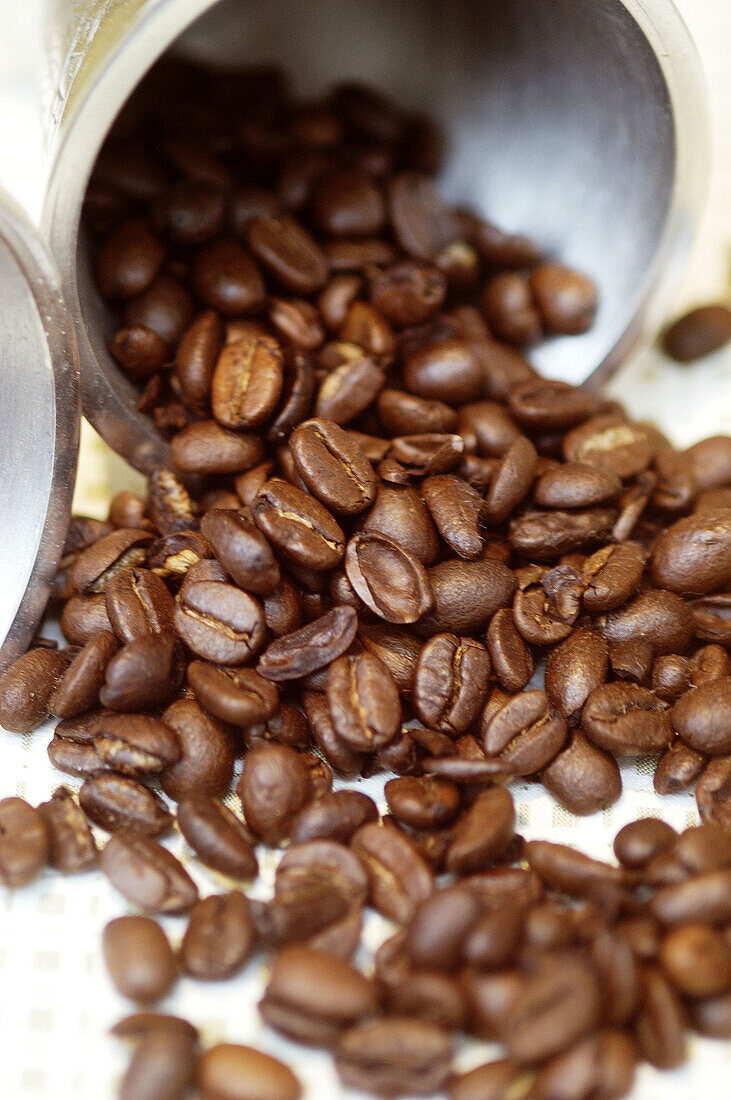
[0,63,730,1099]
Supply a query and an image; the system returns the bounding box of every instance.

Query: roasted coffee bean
[303,691,363,778]
[237,742,312,844]
[421,474,485,559]
[311,165,385,237]
[545,628,609,724]
[345,531,432,624]
[659,922,731,998]
[582,683,673,755]
[512,564,583,646]
[248,212,329,294]
[200,509,280,595]
[672,678,731,754]
[690,644,731,686]
[509,507,616,562]
[61,593,115,645]
[268,297,325,350]
[652,654,692,702]
[358,623,421,696]
[688,992,731,1039]
[260,946,377,1047]
[122,271,192,348]
[175,580,266,664]
[99,632,177,711]
[650,868,731,925]
[105,567,175,644]
[192,239,266,316]
[541,730,622,815]
[447,1060,529,1100]
[406,886,482,971]
[188,662,278,727]
[161,699,234,800]
[96,219,166,300]
[484,436,538,525]
[403,337,484,405]
[147,531,212,579]
[211,333,284,428]
[486,609,534,693]
[445,787,515,874]
[336,1016,452,1098]
[146,467,196,534]
[253,478,344,570]
[369,263,445,330]
[534,462,622,509]
[171,420,264,475]
[691,592,731,645]
[263,703,311,749]
[413,634,490,734]
[263,579,304,637]
[103,915,176,1002]
[501,956,602,1064]
[686,435,731,490]
[614,818,677,870]
[72,529,154,597]
[563,414,655,479]
[109,324,168,382]
[37,787,97,873]
[667,823,731,875]
[290,790,378,845]
[483,272,541,345]
[662,303,731,362]
[388,170,456,259]
[258,606,357,681]
[582,541,646,613]
[181,891,255,980]
[100,832,198,914]
[508,379,597,432]
[177,795,257,879]
[326,652,401,751]
[290,418,376,515]
[174,310,223,414]
[602,588,695,656]
[47,731,107,778]
[385,776,460,831]
[93,714,180,775]
[80,773,172,836]
[47,632,117,719]
[198,1043,302,1100]
[351,822,433,923]
[417,559,515,637]
[118,1029,196,1100]
[315,348,385,425]
[529,263,597,335]
[389,433,464,477]
[0,797,48,887]
[635,966,687,1069]
[696,756,731,828]
[462,906,525,971]
[654,739,706,794]
[526,840,632,898]
[482,690,567,775]
[358,482,439,565]
[0,648,68,732]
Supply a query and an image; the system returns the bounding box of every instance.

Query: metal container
[0,0,708,668]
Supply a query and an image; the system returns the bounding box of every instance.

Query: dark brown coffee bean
[654,739,706,794]
[462,906,525,971]
[652,654,692,702]
[187,663,278,728]
[105,567,175,644]
[482,272,541,345]
[263,578,304,638]
[80,773,172,836]
[237,742,312,844]
[311,166,385,237]
[180,891,255,980]
[124,273,195,349]
[420,475,485,559]
[659,922,731,998]
[258,606,357,681]
[191,239,265,316]
[388,169,456,258]
[147,531,212,580]
[414,634,490,734]
[370,261,446,327]
[318,273,362,331]
[46,632,116,719]
[417,559,515,637]
[71,528,153,596]
[482,690,567,775]
[544,628,609,724]
[290,418,376,515]
[160,698,234,800]
[267,297,324,350]
[651,508,731,596]
[582,683,673,755]
[61,594,115,645]
[508,379,597,432]
[211,334,284,430]
[529,262,597,335]
[651,868,731,926]
[314,348,385,425]
[345,531,432,624]
[663,303,731,362]
[153,178,226,244]
[534,462,622,509]
[0,648,68,732]
[0,797,48,887]
[261,946,378,1047]
[248,212,328,293]
[37,786,96,873]
[358,482,439,565]
[403,338,484,405]
[512,564,584,646]
[290,790,378,845]
[582,541,647,613]
[541,730,622,815]
[405,886,482,973]
[326,652,401,751]
[635,966,687,1069]
[100,833,198,914]
[103,915,176,1002]
[119,1030,196,1100]
[109,324,168,381]
[47,730,106,778]
[445,787,515,874]
[486,609,534,693]
[357,623,421,696]
[614,818,677,870]
[198,1043,302,1100]
[526,841,632,900]
[175,580,265,665]
[385,776,460,831]
[351,822,433,923]
[171,420,264,475]
[509,507,616,562]
[696,756,731,828]
[92,714,180,776]
[336,1016,452,1098]
[200,509,280,594]
[174,310,223,414]
[253,478,344,570]
[388,433,465,477]
[602,589,695,659]
[462,968,527,1040]
[263,702,311,749]
[377,389,457,437]
[99,632,176,712]
[97,219,166,301]
[671,678,731,754]
[177,795,257,879]
[501,956,602,1064]
[484,436,538,526]
[146,467,197,535]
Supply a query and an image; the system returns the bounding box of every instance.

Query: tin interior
[50,0,705,474]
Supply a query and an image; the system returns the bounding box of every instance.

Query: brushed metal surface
[41,0,706,474]
[0,194,79,675]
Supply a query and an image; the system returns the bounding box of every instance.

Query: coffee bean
[358,482,439,565]
[421,475,485,559]
[258,606,357,681]
[211,334,284,429]
[253,478,344,570]
[336,1016,453,1097]
[37,786,97,873]
[659,922,731,998]
[482,690,567,775]
[200,509,280,595]
[119,1029,196,1100]
[529,263,597,335]
[445,788,515,874]
[105,567,175,644]
[351,822,433,923]
[413,634,490,734]
[110,324,169,382]
[563,414,655,479]
[290,790,378,845]
[377,389,457,437]
[80,773,172,836]
[177,795,257,879]
[526,841,632,900]
[175,580,266,664]
[302,691,363,778]
[357,622,422,696]
[614,819,677,870]
[103,915,176,1002]
[315,349,385,425]
[663,304,731,362]
[403,337,484,405]
[696,756,731,828]
[0,648,68,732]
[650,868,731,925]
[385,776,460,832]
[635,966,687,1069]
[181,891,255,980]
[93,714,181,776]
[512,564,584,646]
[654,739,706,795]
[173,310,224,414]
[96,219,166,301]
[198,1043,302,1100]
[671,678,731,754]
[261,946,377,1046]
[187,662,278,728]
[582,683,673,755]
[582,541,647,612]
[651,508,731,596]
[110,1011,199,1044]
[237,742,312,844]
[99,632,177,711]
[171,420,264,475]
[326,652,401,751]
[290,418,376,515]
[417,559,515,637]
[192,239,266,316]
[100,833,198,913]
[388,170,456,260]
[486,609,534,693]
[345,531,432,624]
[160,699,234,800]
[501,956,602,1063]
[447,1059,529,1100]
[652,654,692,702]
[61,594,115,646]
[0,797,48,887]
[509,507,616,562]
[541,730,622,815]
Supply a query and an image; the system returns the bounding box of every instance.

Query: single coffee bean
[403,337,484,405]
[509,507,616,562]
[80,773,172,836]
[358,482,440,566]
[181,891,255,980]
[345,531,433,624]
[175,581,266,665]
[71,528,153,596]
[119,1029,196,1100]
[268,296,325,350]
[484,435,538,525]
[405,886,482,972]
[96,218,166,301]
[290,790,378,845]
[99,632,177,711]
[351,822,433,923]
[445,788,516,874]
[582,683,673,755]
[198,1043,302,1100]
[421,474,486,559]
[100,832,198,914]
[258,606,358,681]
[290,418,376,516]
[650,868,731,925]
[326,652,401,751]
[124,270,195,347]
[635,966,687,1069]
[336,1016,453,1098]
[315,349,386,425]
[103,915,176,1002]
[248,212,329,294]
[211,333,284,429]
[690,644,731,686]
[512,564,584,646]
[303,691,363,778]
[171,420,264,475]
[237,742,312,844]
[377,389,456,437]
[177,795,257,879]
[696,756,731,828]
[47,731,107,778]
[389,433,465,477]
[662,303,731,362]
[413,634,490,735]
[544,628,609,725]
[110,1011,199,1043]
[486,609,534,693]
[501,957,602,1064]
[563,414,655,479]
[200,509,280,594]
[160,698,234,800]
[61,593,115,646]
[93,714,181,776]
[447,1059,529,1100]
[385,776,460,831]
[534,462,622,509]
[601,588,695,656]
[659,922,731,998]
[672,678,731,754]
[582,541,646,612]
[482,690,567,775]
[37,786,97,873]
[191,238,265,316]
[188,662,278,728]
[0,797,48,887]
[614,819,677,869]
[146,467,197,535]
[261,946,378,1047]
[541,730,622,815]
[105,567,175,644]
[526,841,633,901]
[529,262,597,335]
[174,309,223,414]
[253,478,345,570]
[417,559,515,637]
[483,272,541,345]
[652,654,692,702]
[49,631,119,718]
[109,324,168,381]
[654,739,706,795]
[0,648,68,732]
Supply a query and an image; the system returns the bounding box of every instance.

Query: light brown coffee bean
[0,648,68,732]
[0,797,48,887]
[103,915,176,1002]
[198,1043,302,1100]
[181,891,255,980]
[100,833,198,914]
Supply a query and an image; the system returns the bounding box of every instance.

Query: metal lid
[0,191,79,675]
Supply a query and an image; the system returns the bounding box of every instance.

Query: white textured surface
[0,1,729,1098]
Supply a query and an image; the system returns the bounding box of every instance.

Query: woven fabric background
[0,2,729,1097]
